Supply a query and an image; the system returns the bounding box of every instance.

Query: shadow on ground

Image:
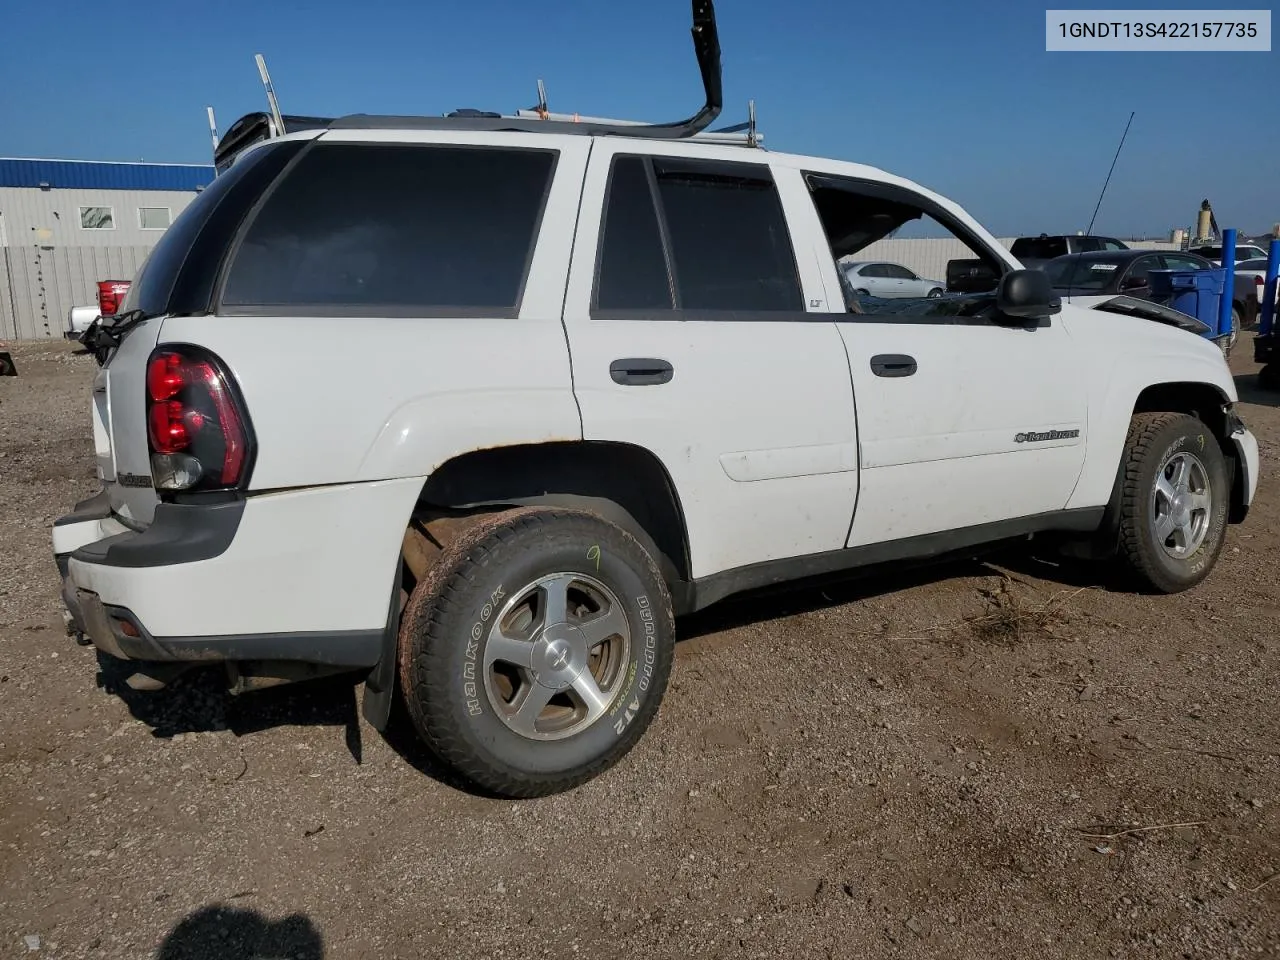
[95,655,366,761]
[1235,371,1280,409]
[94,651,491,795]
[679,544,1112,640]
[156,905,323,960]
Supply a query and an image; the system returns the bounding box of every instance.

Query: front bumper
[1231,424,1260,519]
[52,479,421,667]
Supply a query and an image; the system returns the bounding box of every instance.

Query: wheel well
[416,441,692,587]
[1132,382,1229,437]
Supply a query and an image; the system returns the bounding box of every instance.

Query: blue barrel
[1147,268,1227,334]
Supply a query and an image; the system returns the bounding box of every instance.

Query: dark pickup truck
[1010,234,1129,269]
[946,234,1132,293]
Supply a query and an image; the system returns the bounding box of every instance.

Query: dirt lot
[1,338,1277,959]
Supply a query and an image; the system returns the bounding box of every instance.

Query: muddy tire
[1115,412,1229,593]
[398,508,675,798]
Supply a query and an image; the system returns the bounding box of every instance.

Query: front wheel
[398,508,675,797]
[1115,412,1229,593]
[927,287,943,298]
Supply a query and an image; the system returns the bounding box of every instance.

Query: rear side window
[594,154,802,314]
[221,143,557,316]
[126,140,303,317]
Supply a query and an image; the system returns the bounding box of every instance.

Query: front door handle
[610,358,674,386]
[869,354,917,378]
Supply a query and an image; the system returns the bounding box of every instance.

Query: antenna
[206,106,219,162]
[1085,110,1134,237]
[535,79,549,119]
[255,53,285,137]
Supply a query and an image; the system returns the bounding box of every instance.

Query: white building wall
[0,186,206,339]
[0,186,200,248]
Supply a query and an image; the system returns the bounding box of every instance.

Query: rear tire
[1115,413,1229,593]
[398,508,675,797]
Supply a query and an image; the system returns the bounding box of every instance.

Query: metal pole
[1261,238,1280,338]
[255,54,285,136]
[1219,228,1236,339]
[206,106,219,162]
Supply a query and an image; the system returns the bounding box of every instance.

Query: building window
[79,206,115,230]
[138,207,171,230]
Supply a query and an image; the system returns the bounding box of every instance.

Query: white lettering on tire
[462,585,505,717]
[613,595,657,738]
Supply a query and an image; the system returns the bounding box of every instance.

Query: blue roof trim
[0,158,216,192]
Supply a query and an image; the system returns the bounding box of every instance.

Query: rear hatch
[92,320,166,525]
[83,137,309,529]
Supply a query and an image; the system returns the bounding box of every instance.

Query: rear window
[220,143,557,316]
[1011,237,1068,260]
[124,141,302,317]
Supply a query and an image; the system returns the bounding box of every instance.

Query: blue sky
[1,0,1275,237]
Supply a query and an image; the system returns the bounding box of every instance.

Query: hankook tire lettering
[462,585,505,717]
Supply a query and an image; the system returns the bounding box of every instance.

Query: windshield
[1043,258,1121,290]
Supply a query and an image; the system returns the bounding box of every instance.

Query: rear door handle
[610,358,674,386]
[869,354,917,377]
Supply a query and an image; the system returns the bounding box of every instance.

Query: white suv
[52,1,1259,797]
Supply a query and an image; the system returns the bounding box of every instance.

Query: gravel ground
[1,338,1277,959]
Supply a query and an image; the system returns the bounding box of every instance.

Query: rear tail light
[96,280,131,317]
[145,346,254,493]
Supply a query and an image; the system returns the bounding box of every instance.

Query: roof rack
[213,0,755,169]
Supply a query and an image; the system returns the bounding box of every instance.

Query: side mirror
[996,268,1061,322]
[1120,274,1147,291]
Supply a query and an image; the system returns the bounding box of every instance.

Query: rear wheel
[398,508,675,797]
[1115,412,1229,593]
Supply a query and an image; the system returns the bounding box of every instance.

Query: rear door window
[220,143,558,316]
[593,154,803,315]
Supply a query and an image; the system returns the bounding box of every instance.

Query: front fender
[1064,308,1237,510]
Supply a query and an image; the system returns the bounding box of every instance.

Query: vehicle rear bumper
[52,478,421,666]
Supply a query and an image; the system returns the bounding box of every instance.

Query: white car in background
[66,306,100,339]
[1236,258,1278,317]
[1189,243,1269,266]
[841,260,945,298]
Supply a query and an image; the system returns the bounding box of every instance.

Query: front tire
[927,287,943,298]
[1115,413,1229,593]
[398,508,675,797]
